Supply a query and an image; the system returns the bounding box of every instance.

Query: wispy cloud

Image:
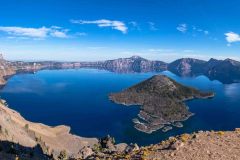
[70,19,128,34]
[129,21,141,31]
[129,21,138,27]
[148,48,174,52]
[148,22,158,31]
[204,30,209,35]
[192,26,209,35]
[177,24,187,33]
[177,24,211,38]
[0,26,69,39]
[225,32,240,44]
[87,46,107,50]
[183,49,195,53]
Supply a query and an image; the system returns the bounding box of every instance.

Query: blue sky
[0,0,240,62]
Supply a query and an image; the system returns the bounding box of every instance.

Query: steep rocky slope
[109,75,214,133]
[168,58,207,76]
[0,100,98,159]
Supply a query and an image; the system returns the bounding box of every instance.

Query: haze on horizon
[0,0,240,62]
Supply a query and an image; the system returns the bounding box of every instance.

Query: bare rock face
[115,143,128,153]
[205,58,240,83]
[109,75,214,133]
[101,56,167,73]
[168,58,206,76]
[79,146,94,159]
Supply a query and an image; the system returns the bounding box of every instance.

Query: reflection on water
[1,69,240,145]
[224,84,240,99]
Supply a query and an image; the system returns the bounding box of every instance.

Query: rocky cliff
[0,55,16,87]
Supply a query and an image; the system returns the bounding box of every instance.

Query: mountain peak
[208,58,218,62]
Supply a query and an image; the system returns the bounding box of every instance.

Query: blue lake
[1,69,240,146]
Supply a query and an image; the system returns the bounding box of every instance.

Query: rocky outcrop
[109,75,214,133]
[93,129,240,160]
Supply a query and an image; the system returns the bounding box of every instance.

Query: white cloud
[225,32,240,43]
[0,26,69,39]
[177,24,187,33]
[50,30,68,38]
[70,19,128,34]
[192,26,209,35]
[0,26,49,38]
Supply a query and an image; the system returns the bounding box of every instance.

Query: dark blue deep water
[1,69,240,146]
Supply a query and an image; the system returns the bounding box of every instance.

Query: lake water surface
[1,69,240,146]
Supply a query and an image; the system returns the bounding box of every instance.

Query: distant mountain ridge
[168,57,240,83]
[99,56,167,73]
[1,55,240,85]
[96,56,240,83]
